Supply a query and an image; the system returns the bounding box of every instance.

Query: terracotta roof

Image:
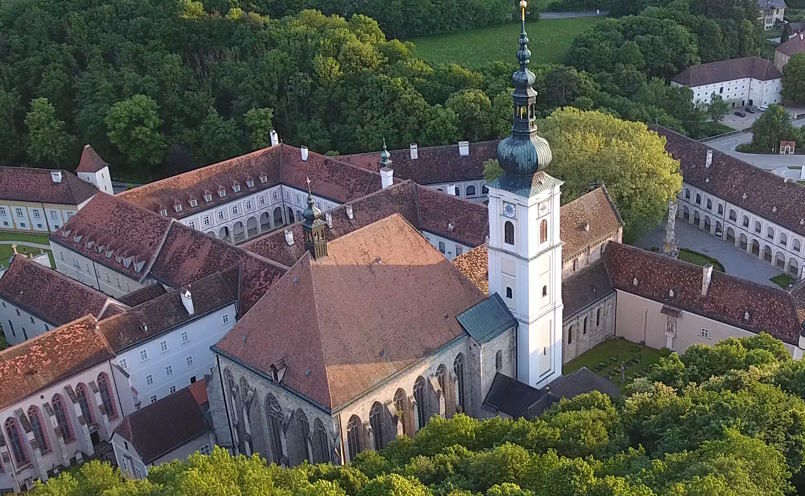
[187,378,208,406]
[0,255,113,326]
[560,186,623,261]
[777,33,805,57]
[602,242,801,345]
[119,144,382,218]
[453,244,489,295]
[75,145,108,174]
[672,57,782,87]
[147,224,286,316]
[0,166,97,205]
[215,214,485,411]
[51,193,173,281]
[98,268,240,353]
[562,262,614,317]
[655,126,805,237]
[0,315,113,410]
[337,140,499,184]
[114,387,209,464]
[244,180,488,266]
[116,283,168,307]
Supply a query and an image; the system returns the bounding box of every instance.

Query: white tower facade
[76,145,114,194]
[487,175,563,388]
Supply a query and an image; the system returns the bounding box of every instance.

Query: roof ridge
[305,253,335,409]
[0,314,98,359]
[5,254,111,300]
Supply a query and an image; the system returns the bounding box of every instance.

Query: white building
[671,56,782,108]
[759,0,786,30]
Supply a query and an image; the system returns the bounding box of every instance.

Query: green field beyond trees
[413,17,605,68]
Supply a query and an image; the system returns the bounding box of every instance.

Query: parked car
[758,105,768,112]
[734,110,746,117]
[745,107,755,113]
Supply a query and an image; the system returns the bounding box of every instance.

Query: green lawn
[0,244,53,267]
[0,231,50,244]
[565,338,671,391]
[678,248,725,272]
[771,273,795,288]
[412,17,605,68]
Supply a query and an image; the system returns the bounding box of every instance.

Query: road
[539,11,608,18]
[704,117,805,173]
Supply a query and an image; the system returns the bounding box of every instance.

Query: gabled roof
[76,145,109,174]
[483,373,547,418]
[671,57,781,87]
[215,214,485,411]
[602,242,802,345]
[0,166,97,205]
[457,294,516,343]
[337,140,499,185]
[0,255,115,326]
[560,185,623,261]
[114,385,209,464]
[51,193,173,282]
[777,32,805,56]
[0,315,112,409]
[116,283,168,307]
[562,262,615,317]
[98,267,240,353]
[118,144,383,218]
[415,184,488,247]
[654,126,805,237]
[759,0,787,11]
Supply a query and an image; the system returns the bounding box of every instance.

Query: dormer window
[232,183,241,193]
[160,209,168,216]
[218,189,226,198]
[204,193,213,202]
[259,175,268,184]
[246,179,255,188]
[189,199,198,208]
[174,204,183,213]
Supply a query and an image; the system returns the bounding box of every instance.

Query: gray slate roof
[457,293,517,343]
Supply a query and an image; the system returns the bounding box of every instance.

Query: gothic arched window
[312,419,329,463]
[393,389,409,436]
[28,406,49,453]
[369,402,385,450]
[596,308,602,327]
[454,354,466,412]
[346,415,363,460]
[5,418,27,465]
[495,350,503,371]
[98,373,117,419]
[583,317,588,335]
[568,326,574,344]
[504,221,514,245]
[413,377,427,429]
[52,394,74,442]
[540,219,548,243]
[76,383,95,425]
[266,395,284,464]
[466,185,476,196]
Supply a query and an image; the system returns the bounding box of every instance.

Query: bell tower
[486,0,563,388]
[302,178,328,260]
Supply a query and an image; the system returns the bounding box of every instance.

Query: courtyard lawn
[0,231,50,245]
[564,338,671,391]
[412,17,605,68]
[771,273,795,288]
[678,248,725,272]
[0,244,52,267]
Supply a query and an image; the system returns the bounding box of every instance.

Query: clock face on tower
[503,201,516,218]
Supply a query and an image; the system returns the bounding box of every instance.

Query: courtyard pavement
[635,222,784,288]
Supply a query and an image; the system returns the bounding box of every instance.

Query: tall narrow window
[346,415,363,460]
[28,406,49,453]
[568,326,574,345]
[583,317,588,335]
[76,383,95,425]
[596,308,601,326]
[370,402,385,450]
[52,394,74,442]
[454,354,466,412]
[266,395,284,464]
[504,221,514,245]
[495,350,503,371]
[540,219,548,243]
[98,373,117,419]
[393,389,408,436]
[414,377,427,429]
[5,418,27,465]
[312,419,330,463]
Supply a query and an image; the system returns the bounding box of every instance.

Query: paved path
[635,222,783,287]
[539,11,608,18]
[0,240,50,250]
[705,117,805,171]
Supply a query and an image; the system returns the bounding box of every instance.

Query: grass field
[412,17,604,68]
[771,273,795,288]
[564,338,671,391]
[0,231,53,268]
[678,248,725,272]
[0,231,50,244]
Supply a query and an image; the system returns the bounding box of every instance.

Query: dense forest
[30,334,805,495]
[0,0,763,181]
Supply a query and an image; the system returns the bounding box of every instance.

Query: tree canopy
[782,53,805,105]
[748,104,801,153]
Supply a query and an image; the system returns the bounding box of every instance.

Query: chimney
[447,184,457,196]
[181,288,194,316]
[325,211,333,229]
[51,170,62,183]
[701,264,713,296]
[284,229,294,246]
[345,204,354,220]
[300,146,309,161]
[705,150,713,168]
[380,168,394,189]
[270,129,279,147]
[458,141,470,157]
[410,143,418,159]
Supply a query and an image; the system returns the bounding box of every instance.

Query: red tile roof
[655,126,805,237]
[453,244,489,295]
[51,193,173,282]
[114,386,209,464]
[119,144,382,218]
[777,33,805,57]
[415,185,489,247]
[215,214,485,411]
[337,140,499,184]
[0,255,113,326]
[0,316,113,409]
[98,267,240,353]
[75,145,108,174]
[187,378,208,406]
[672,57,782,87]
[560,186,623,261]
[0,166,97,205]
[602,242,801,345]
[116,283,168,307]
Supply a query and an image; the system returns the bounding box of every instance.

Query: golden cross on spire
[520,0,527,21]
